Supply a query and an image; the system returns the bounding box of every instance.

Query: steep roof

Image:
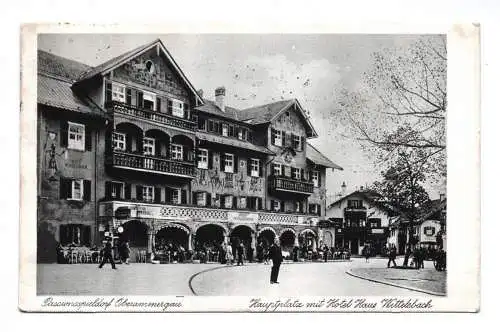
[327,190,399,217]
[75,38,204,105]
[237,99,294,124]
[195,99,242,122]
[306,143,343,170]
[37,50,103,117]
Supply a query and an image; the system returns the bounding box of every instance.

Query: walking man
[269,238,283,284]
[387,244,397,268]
[99,239,117,269]
[237,242,245,266]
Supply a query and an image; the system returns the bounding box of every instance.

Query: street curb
[188,265,234,295]
[345,269,446,297]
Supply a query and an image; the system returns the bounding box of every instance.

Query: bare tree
[337,36,446,180]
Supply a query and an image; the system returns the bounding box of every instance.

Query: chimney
[341,181,347,195]
[215,86,226,112]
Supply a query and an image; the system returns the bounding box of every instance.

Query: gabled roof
[75,38,204,105]
[418,198,446,222]
[237,99,318,137]
[327,190,398,217]
[37,50,104,117]
[195,99,242,122]
[306,143,343,170]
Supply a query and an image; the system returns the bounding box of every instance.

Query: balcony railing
[107,150,195,177]
[106,101,197,131]
[269,175,314,194]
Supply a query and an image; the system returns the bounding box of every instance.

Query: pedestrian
[256,242,263,263]
[225,242,233,265]
[121,241,130,265]
[98,239,117,270]
[248,245,254,263]
[387,244,397,268]
[323,245,329,262]
[364,245,370,262]
[237,242,244,266]
[269,238,283,284]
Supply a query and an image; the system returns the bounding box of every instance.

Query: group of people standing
[98,239,130,270]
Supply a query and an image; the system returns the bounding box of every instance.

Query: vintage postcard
[19,23,480,312]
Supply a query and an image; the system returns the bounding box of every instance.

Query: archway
[323,231,334,248]
[155,224,189,250]
[144,129,170,158]
[115,122,144,153]
[119,220,148,263]
[280,229,296,250]
[171,134,195,162]
[257,228,276,248]
[298,229,317,258]
[194,224,225,250]
[230,225,254,261]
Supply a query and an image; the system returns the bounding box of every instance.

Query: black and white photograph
[18,24,480,312]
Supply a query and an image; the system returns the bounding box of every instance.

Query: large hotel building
[37,38,342,263]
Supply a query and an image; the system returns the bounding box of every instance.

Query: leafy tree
[336,36,446,183]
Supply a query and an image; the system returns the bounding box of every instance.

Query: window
[292,134,301,150]
[222,123,229,137]
[198,117,207,131]
[143,91,156,110]
[171,188,181,204]
[112,132,126,151]
[228,125,234,137]
[273,163,282,176]
[68,122,85,151]
[238,128,247,140]
[239,197,247,209]
[295,201,301,213]
[292,167,301,180]
[171,99,184,118]
[272,200,281,212]
[110,182,124,199]
[143,137,155,156]
[312,171,319,187]
[111,82,126,102]
[309,204,319,215]
[142,186,154,202]
[171,144,183,161]
[196,192,207,206]
[208,120,214,132]
[250,159,260,177]
[59,224,90,246]
[347,200,363,208]
[71,179,83,200]
[224,153,234,173]
[224,195,233,209]
[272,129,282,146]
[197,149,208,169]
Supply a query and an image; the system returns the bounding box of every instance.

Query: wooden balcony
[106,101,197,131]
[268,175,314,195]
[107,150,195,178]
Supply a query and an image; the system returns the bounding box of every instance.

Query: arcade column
[147,231,154,263]
[250,233,256,260]
[188,232,193,251]
[312,237,317,252]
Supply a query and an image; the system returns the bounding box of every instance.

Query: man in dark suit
[269,238,283,284]
[98,239,117,269]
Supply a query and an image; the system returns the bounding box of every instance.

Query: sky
[38,33,445,200]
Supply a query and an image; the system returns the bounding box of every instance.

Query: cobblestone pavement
[37,257,441,296]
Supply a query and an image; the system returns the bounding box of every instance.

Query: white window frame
[224,153,234,173]
[312,171,319,187]
[239,197,247,209]
[310,204,318,214]
[68,122,85,151]
[238,128,245,140]
[273,200,281,212]
[295,201,301,213]
[70,179,84,201]
[222,123,229,137]
[142,91,156,110]
[112,132,126,151]
[273,129,282,146]
[224,195,233,209]
[143,137,155,156]
[250,158,260,177]
[196,192,207,207]
[197,148,208,169]
[171,144,183,161]
[143,186,154,202]
[293,135,301,150]
[273,163,282,176]
[171,99,184,118]
[292,167,301,180]
[171,188,181,204]
[112,82,126,103]
[110,181,124,199]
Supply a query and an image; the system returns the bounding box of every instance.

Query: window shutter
[232,196,237,209]
[300,168,304,180]
[137,91,144,108]
[220,153,224,171]
[258,160,263,177]
[192,191,197,205]
[105,82,112,103]
[136,185,143,201]
[126,88,132,105]
[83,226,91,246]
[154,187,161,203]
[85,126,92,151]
[280,201,285,212]
[83,180,91,201]
[59,178,69,199]
[309,204,313,214]
[183,103,188,119]
[234,156,238,173]
[271,128,276,145]
[300,136,305,151]
[181,190,187,204]
[207,150,213,169]
[167,99,173,114]
[317,170,322,186]
[60,121,68,147]
[156,97,161,112]
[281,131,286,146]
[285,133,291,147]
[247,158,251,176]
[124,184,131,200]
[258,198,262,210]
[309,171,313,182]
[270,200,275,211]
[206,193,211,207]
[105,181,112,199]
[285,166,290,178]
